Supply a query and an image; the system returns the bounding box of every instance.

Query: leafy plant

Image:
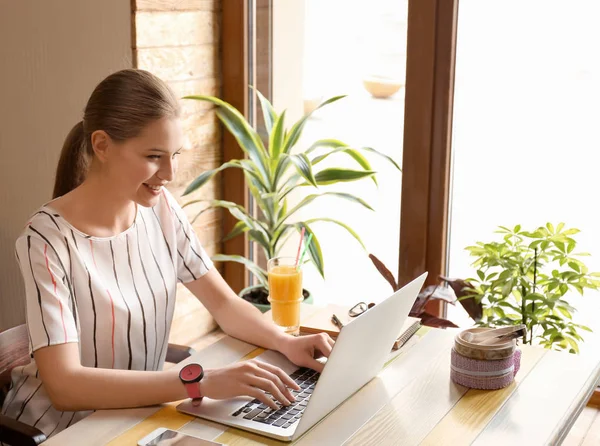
[368,254,478,328]
[464,223,600,353]
[182,91,401,291]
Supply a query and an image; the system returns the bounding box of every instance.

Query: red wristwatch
[179,363,204,406]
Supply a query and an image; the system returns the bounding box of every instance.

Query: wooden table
[44,313,600,445]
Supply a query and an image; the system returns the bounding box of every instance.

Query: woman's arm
[35,342,297,412]
[34,343,186,411]
[185,269,335,372]
[185,269,291,351]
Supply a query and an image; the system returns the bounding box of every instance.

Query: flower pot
[239,285,313,313]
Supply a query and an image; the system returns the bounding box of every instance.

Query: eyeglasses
[331,301,376,330]
[348,301,375,317]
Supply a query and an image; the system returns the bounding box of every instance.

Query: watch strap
[184,382,203,406]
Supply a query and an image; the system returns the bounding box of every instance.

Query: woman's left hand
[279,333,335,373]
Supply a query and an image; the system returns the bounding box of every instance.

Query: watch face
[180,363,203,383]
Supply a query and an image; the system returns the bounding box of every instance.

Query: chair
[0,324,195,446]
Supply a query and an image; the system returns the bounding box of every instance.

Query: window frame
[220,0,460,313]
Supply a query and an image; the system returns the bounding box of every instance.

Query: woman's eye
[148,151,180,160]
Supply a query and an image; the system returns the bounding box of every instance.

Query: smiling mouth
[143,183,162,192]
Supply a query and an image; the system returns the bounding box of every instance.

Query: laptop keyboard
[231,367,320,429]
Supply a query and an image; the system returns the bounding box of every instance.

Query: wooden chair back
[0,324,30,407]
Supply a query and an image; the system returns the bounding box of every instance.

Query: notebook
[299,304,422,350]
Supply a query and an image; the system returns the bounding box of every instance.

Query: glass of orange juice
[267,256,303,335]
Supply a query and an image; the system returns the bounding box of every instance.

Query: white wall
[0,1,132,331]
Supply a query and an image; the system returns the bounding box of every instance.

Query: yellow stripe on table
[106,404,194,446]
[107,347,266,446]
[242,348,266,361]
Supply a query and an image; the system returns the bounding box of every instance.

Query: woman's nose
[158,158,176,182]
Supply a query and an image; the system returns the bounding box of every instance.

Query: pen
[331,314,345,330]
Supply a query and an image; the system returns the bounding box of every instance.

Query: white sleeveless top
[1,188,213,438]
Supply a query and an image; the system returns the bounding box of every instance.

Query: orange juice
[268,296,303,328]
[268,265,303,301]
[268,264,303,332]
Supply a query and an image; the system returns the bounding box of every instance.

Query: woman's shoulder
[16,204,67,246]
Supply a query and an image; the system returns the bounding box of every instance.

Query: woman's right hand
[200,359,300,410]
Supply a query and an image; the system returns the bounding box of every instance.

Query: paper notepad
[299,304,421,350]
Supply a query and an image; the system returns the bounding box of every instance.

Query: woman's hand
[279,333,335,373]
[200,359,301,410]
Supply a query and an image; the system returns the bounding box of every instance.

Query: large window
[253,0,409,305]
[447,2,600,347]
[221,0,458,314]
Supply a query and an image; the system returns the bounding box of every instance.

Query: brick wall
[132,0,223,340]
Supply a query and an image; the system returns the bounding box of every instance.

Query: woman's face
[102,117,184,207]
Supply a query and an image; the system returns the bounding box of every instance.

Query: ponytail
[52,121,89,199]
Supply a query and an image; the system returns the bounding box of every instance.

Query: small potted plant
[182,90,401,311]
[463,223,600,353]
[368,254,482,327]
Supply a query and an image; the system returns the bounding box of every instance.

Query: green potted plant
[182,90,401,311]
[463,223,600,353]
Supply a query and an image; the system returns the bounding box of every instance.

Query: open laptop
[177,272,428,442]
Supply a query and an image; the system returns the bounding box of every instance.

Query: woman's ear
[90,130,112,163]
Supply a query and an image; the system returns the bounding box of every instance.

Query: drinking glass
[267,256,303,335]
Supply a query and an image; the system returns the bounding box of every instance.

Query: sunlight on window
[447,1,600,352]
[287,1,408,306]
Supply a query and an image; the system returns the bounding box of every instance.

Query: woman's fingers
[319,334,334,356]
[255,360,300,391]
[247,375,291,407]
[252,367,297,402]
[250,368,293,403]
[326,335,335,348]
[244,386,279,410]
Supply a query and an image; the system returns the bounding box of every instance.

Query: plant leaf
[183,161,241,196]
[304,217,367,250]
[358,146,402,171]
[184,95,270,184]
[305,138,348,155]
[211,254,268,287]
[272,156,293,190]
[368,253,398,291]
[252,86,277,135]
[295,223,324,278]
[418,312,459,328]
[222,220,249,242]
[248,229,271,258]
[311,147,378,186]
[313,168,376,185]
[285,153,318,187]
[197,199,269,240]
[284,192,374,224]
[282,95,347,154]
[269,110,286,159]
[214,109,270,183]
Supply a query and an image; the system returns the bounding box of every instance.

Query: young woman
[1,69,334,438]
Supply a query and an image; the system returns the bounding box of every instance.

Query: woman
[1,69,334,438]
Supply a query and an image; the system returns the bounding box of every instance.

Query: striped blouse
[0,188,213,438]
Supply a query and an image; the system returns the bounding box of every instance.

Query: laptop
[177,272,428,442]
